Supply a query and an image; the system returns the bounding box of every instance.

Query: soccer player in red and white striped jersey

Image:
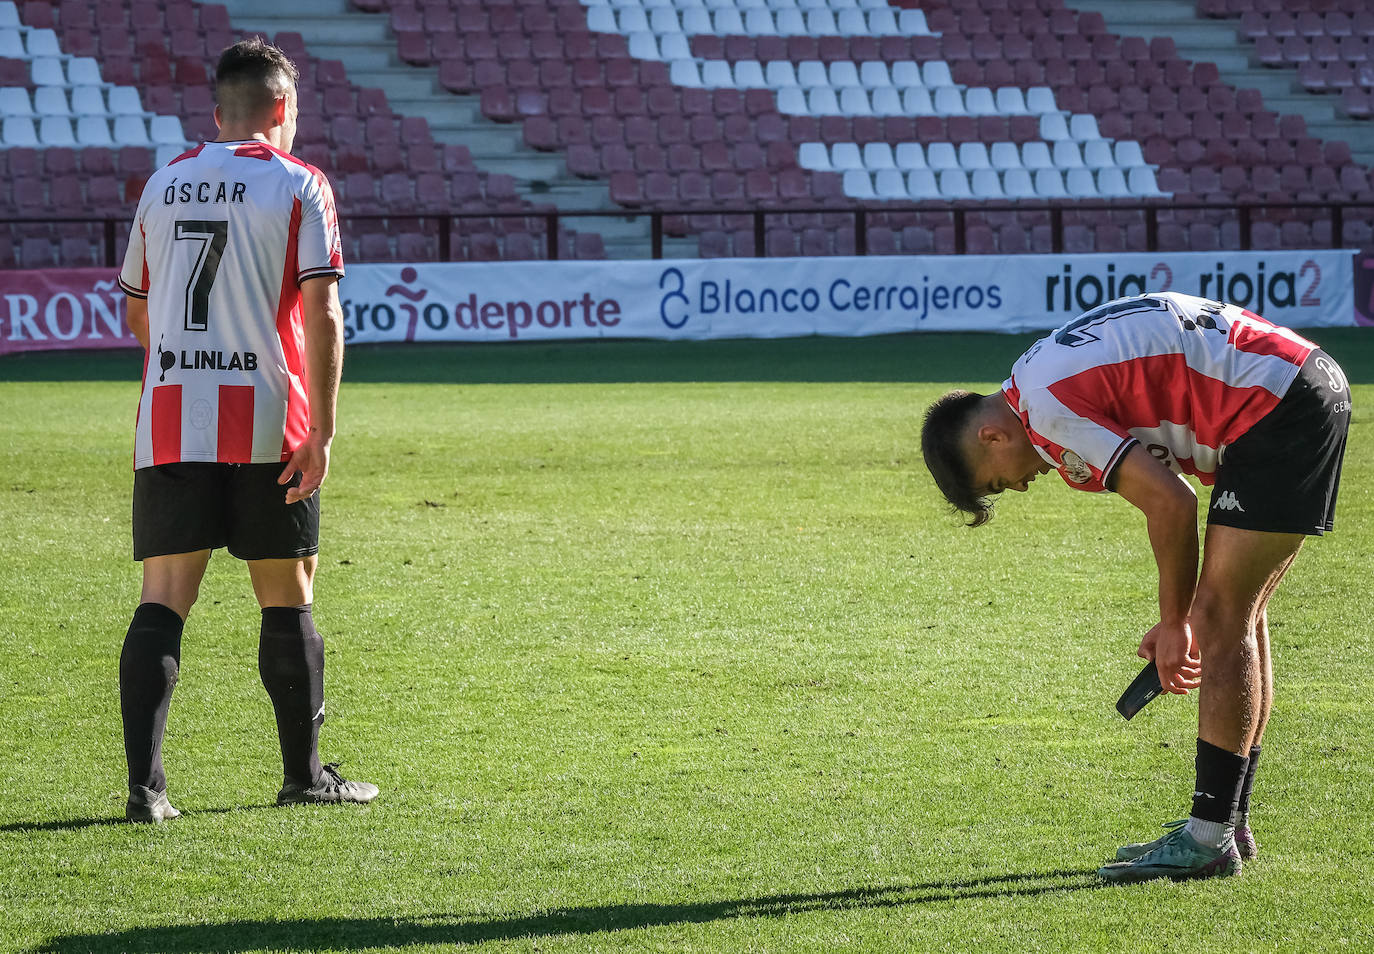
[922,292,1350,882]
[116,38,376,822]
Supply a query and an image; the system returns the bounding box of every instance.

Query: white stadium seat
[617,8,650,32]
[859,61,891,88]
[669,60,702,87]
[1082,140,1116,169]
[805,10,837,34]
[796,60,828,88]
[680,9,712,32]
[1034,168,1067,198]
[1,115,37,145]
[898,10,931,34]
[828,61,860,88]
[149,114,186,144]
[1003,168,1037,199]
[585,6,618,32]
[807,87,839,114]
[627,33,660,60]
[71,85,110,116]
[1069,114,1101,142]
[1021,141,1054,170]
[994,87,1030,115]
[841,168,875,198]
[700,60,733,86]
[836,9,867,35]
[734,60,766,87]
[989,141,1022,170]
[744,9,777,34]
[1025,86,1058,114]
[873,169,907,199]
[648,8,681,32]
[113,115,151,145]
[1039,113,1071,141]
[75,115,113,146]
[870,87,902,115]
[970,168,1004,199]
[776,86,807,114]
[659,34,691,59]
[894,142,925,170]
[1128,166,1164,196]
[39,115,77,146]
[24,28,61,58]
[0,85,33,116]
[1052,140,1084,169]
[774,9,805,32]
[906,169,940,199]
[798,142,830,170]
[925,142,959,171]
[67,58,103,87]
[862,142,896,170]
[33,85,70,116]
[711,9,744,32]
[30,57,66,86]
[958,142,991,171]
[890,61,922,87]
[765,60,798,87]
[938,169,972,199]
[1065,168,1098,198]
[921,61,952,87]
[0,28,23,58]
[1114,141,1145,168]
[1097,168,1132,198]
[932,86,965,116]
[964,87,997,116]
[0,1,19,29]
[838,87,871,116]
[867,9,901,35]
[900,87,933,114]
[830,142,863,170]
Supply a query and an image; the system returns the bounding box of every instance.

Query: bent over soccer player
[921,292,1349,882]
[116,38,377,822]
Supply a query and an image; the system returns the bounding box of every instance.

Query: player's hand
[279,430,331,504]
[1139,619,1201,695]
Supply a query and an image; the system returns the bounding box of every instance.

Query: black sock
[120,602,184,792]
[1236,744,1262,820]
[258,605,325,788]
[1192,738,1249,824]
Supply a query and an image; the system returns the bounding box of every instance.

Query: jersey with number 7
[119,140,345,469]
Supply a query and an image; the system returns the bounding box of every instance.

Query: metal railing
[5,198,1372,267]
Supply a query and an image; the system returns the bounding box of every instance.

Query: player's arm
[1109,444,1202,695]
[279,276,344,505]
[125,296,149,351]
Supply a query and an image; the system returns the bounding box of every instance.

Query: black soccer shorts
[1208,348,1350,535]
[133,462,320,561]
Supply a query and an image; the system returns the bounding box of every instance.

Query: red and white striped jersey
[119,139,344,469]
[1002,292,1316,493]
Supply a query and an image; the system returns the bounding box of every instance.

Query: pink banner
[0,267,137,355]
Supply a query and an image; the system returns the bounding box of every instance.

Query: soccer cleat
[276,763,379,806]
[1099,828,1240,883]
[126,785,181,823]
[1116,819,1258,862]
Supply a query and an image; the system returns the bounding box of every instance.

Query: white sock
[1186,816,1232,849]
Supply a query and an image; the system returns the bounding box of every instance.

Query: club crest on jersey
[1060,449,1093,484]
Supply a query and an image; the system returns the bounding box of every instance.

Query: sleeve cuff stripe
[1102,437,1138,488]
[118,278,148,298]
[298,267,344,280]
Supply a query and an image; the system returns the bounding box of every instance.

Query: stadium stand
[0,0,1371,264]
[0,0,605,265]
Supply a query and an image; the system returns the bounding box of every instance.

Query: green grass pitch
[1,331,1372,953]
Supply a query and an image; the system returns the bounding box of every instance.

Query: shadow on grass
[37,869,1103,952]
[0,804,278,834]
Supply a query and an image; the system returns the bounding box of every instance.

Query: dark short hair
[921,389,994,527]
[214,36,298,122]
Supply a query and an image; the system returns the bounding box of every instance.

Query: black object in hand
[1116,661,1163,720]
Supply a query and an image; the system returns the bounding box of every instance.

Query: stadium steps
[204,0,695,257]
[1069,0,1374,164]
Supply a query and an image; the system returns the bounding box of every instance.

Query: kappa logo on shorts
[1213,491,1245,512]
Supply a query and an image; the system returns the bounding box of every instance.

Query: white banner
[338,249,1358,345]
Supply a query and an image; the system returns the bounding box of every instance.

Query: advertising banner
[0,268,137,355]
[0,249,1361,355]
[337,249,1359,345]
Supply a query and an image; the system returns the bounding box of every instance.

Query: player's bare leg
[122,550,212,822]
[1230,549,1299,858]
[1102,528,1302,881]
[248,557,378,806]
